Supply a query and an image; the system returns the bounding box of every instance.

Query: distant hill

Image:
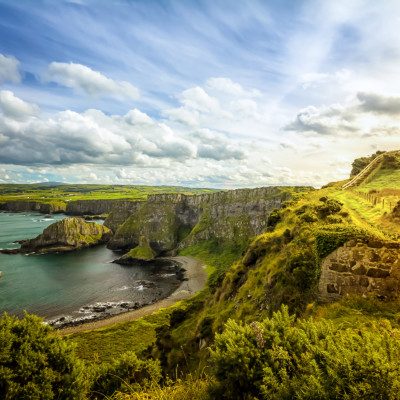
[34,181,67,186]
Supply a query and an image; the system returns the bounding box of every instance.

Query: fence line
[353,190,399,213]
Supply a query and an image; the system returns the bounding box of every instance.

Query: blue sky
[0,0,400,187]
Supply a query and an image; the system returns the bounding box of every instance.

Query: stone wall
[318,239,400,302]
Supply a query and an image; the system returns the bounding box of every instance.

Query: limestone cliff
[15,217,112,254]
[107,186,311,255]
[3,201,66,214]
[103,200,144,232]
[1,198,139,217]
[65,199,133,216]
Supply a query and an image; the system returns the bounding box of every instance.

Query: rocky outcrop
[103,201,144,232]
[318,239,400,301]
[3,217,112,254]
[108,186,310,255]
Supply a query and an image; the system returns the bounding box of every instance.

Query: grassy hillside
[333,152,400,236]
[0,184,219,205]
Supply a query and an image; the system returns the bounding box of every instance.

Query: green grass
[310,295,400,329]
[0,184,219,205]
[67,306,173,364]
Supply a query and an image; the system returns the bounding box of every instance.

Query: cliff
[2,201,66,214]
[103,200,144,232]
[0,198,141,217]
[11,217,112,254]
[107,186,311,255]
[65,199,132,216]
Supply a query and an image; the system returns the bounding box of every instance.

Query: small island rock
[9,217,112,254]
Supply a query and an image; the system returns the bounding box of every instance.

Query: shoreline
[58,255,207,335]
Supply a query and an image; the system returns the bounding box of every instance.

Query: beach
[59,256,207,335]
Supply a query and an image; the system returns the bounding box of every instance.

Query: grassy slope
[331,152,400,236]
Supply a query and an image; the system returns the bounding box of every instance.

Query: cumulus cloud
[44,62,139,99]
[0,54,21,84]
[0,91,248,167]
[165,78,269,137]
[284,104,358,136]
[357,92,400,115]
[0,90,39,119]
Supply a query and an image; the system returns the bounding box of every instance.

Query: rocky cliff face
[318,239,400,301]
[3,201,66,213]
[65,199,129,216]
[16,217,112,253]
[103,201,144,232]
[107,187,309,255]
[1,198,138,216]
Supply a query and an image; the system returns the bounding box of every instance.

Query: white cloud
[0,54,21,84]
[0,90,40,119]
[180,87,221,113]
[0,91,248,168]
[44,62,139,99]
[206,77,261,97]
[300,69,351,89]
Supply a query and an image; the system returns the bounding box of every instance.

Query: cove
[0,212,180,328]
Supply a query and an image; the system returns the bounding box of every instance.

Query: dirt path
[59,256,207,335]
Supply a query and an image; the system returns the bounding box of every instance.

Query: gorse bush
[0,312,87,400]
[90,351,161,398]
[210,305,400,400]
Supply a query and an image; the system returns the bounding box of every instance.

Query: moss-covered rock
[14,217,112,253]
[121,236,156,260]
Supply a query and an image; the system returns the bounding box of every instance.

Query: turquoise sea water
[0,212,179,326]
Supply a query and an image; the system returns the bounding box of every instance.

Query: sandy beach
[59,256,207,335]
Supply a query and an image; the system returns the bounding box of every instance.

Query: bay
[0,212,180,327]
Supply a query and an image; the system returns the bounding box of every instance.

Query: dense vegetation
[2,151,400,399]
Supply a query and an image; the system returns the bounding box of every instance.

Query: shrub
[316,198,342,218]
[0,312,87,400]
[266,209,281,229]
[315,225,371,258]
[90,351,161,397]
[210,306,400,400]
[300,211,317,223]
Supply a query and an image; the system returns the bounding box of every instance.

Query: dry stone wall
[318,239,400,302]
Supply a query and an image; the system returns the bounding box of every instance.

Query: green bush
[90,351,161,397]
[0,313,86,400]
[316,198,342,218]
[210,306,400,400]
[315,225,371,258]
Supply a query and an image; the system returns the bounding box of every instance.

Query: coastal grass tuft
[67,307,173,364]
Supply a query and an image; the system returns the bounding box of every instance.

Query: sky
[0,0,400,188]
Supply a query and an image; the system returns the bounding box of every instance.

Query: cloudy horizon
[0,0,400,188]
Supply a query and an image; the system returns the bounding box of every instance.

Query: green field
[0,184,219,204]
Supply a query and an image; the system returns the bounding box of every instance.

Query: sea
[0,212,180,328]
